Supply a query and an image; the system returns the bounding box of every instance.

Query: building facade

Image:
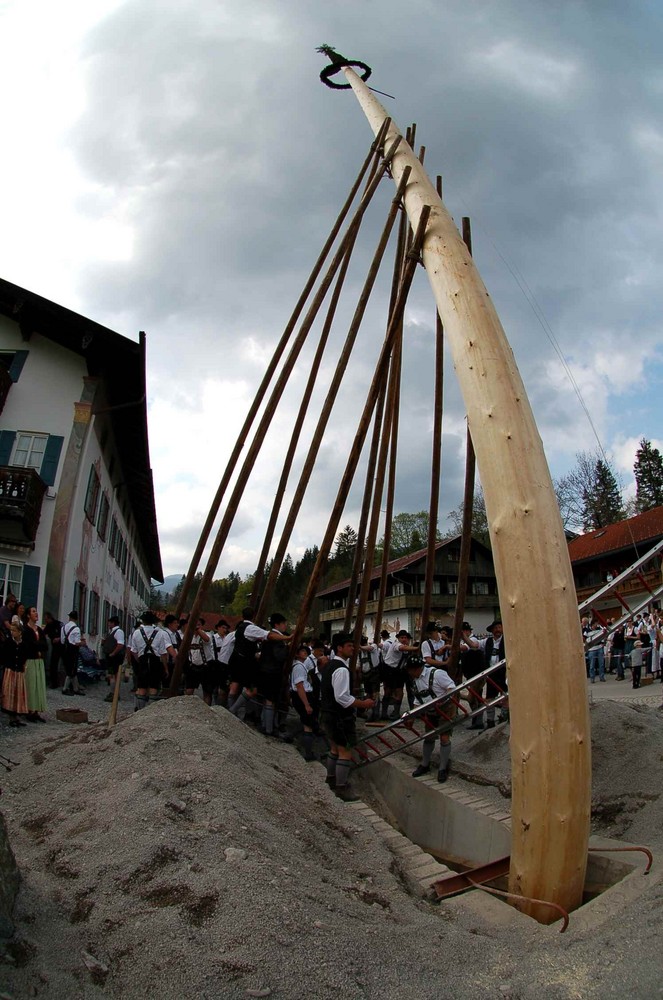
[317,535,500,637]
[0,277,163,653]
[568,506,663,617]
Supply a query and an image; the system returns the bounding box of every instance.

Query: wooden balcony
[319,591,497,623]
[0,365,11,414]
[0,466,47,547]
[575,566,662,608]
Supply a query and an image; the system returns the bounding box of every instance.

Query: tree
[333,525,358,572]
[382,511,440,559]
[229,575,256,616]
[634,438,663,513]
[445,488,490,548]
[553,450,623,532]
[582,458,624,530]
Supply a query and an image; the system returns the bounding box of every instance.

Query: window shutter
[21,565,40,609]
[8,350,29,382]
[0,430,16,466]
[40,435,64,487]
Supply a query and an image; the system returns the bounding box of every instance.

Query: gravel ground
[1,679,662,999]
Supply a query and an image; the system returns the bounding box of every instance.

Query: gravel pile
[1,695,662,999]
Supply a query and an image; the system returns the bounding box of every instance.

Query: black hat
[406,654,425,671]
[425,621,440,633]
[486,620,502,631]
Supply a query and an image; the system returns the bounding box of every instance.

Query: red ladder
[350,660,507,768]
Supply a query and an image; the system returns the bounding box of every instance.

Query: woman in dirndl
[22,606,48,722]
[1,622,29,726]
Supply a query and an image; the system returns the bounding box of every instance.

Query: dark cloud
[55,0,663,573]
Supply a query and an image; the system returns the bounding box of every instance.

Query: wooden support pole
[290,206,431,652]
[341,67,591,922]
[257,164,411,622]
[175,122,390,618]
[168,136,402,692]
[447,426,476,684]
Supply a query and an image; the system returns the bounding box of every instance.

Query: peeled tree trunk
[342,67,591,922]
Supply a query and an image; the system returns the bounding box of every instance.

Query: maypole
[317,47,591,922]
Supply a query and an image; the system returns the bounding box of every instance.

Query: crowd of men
[582,611,663,688]
[6,590,661,804]
[98,609,508,801]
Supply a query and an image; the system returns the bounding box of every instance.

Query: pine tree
[634,438,663,513]
[582,459,624,530]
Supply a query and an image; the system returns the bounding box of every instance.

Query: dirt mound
[1,696,662,999]
[452,701,663,846]
[0,699,492,999]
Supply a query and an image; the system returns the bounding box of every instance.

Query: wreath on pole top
[317,44,372,89]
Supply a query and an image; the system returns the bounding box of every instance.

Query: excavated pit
[353,699,660,919]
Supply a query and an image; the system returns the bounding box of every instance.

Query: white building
[0,277,163,651]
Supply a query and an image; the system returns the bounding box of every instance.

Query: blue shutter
[8,351,28,382]
[40,435,64,487]
[0,430,16,466]
[21,565,40,609]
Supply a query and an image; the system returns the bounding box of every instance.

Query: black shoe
[469,721,483,730]
[335,785,361,803]
[486,720,495,729]
[437,767,449,783]
[325,775,336,790]
[104,693,114,703]
[62,689,75,696]
[412,764,430,778]
[74,689,86,696]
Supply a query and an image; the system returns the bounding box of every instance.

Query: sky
[1,0,662,581]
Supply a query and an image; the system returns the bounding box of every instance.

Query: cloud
[2,0,663,578]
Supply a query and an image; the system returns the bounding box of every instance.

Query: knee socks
[326,752,339,778]
[439,742,451,772]
[335,759,352,789]
[262,705,275,735]
[422,737,435,768]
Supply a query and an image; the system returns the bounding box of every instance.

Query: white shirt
[330,657,355,708]
[61,622,81,646]
[291,660,312,693]
[130,625,170,658]
[189,629,211,667]
[106,626,125,650]
[383,640,410,668]
[412,664,455,703]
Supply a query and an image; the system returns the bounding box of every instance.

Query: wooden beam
[342,66,591,922]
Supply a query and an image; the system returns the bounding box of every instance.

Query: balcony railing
[0,466,47,546]
[0,365,11,414]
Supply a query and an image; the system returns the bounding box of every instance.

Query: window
[472,581,490,596]
[84,466,101,523]
[109,517,119,559]
[11,432,48,471]
[0,351,28,382]
[447,582,459,595]
[0,562,23,603]
[392,582,404,597]
[73,580,87,627]
[97,493,110,540]
[102,600,111,635]
[88,591,100,635]
[418,579,441,595]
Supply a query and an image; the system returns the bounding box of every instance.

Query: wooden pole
[175,124,390,618]
[168,137,402,693]
[447,426,476,684]
[341,66,591,922]
[419,174,445,638]
[290,206,431,652]
[257,163,410,622]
